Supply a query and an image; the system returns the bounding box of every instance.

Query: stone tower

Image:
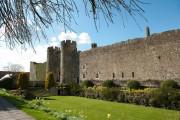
[60,40,79,84]
[46,46,61,82]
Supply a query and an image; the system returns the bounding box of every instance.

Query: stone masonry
[30,29,180,86]
[80,29,180,83]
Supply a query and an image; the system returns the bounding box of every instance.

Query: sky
[0,0,180,72]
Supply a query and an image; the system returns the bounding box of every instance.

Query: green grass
[0,89,180,120]
[44,96,180,120]
[0,94,56,120]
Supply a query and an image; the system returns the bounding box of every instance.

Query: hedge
[82,87,179,110]
[81,80,94,88]
[127,80,141,90]
[160,80,178,89]
[102,80,116,88]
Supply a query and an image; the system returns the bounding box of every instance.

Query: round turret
[46,46,61,82]
[60,40,79,84]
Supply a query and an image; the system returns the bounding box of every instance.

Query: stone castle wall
[30,40,79,85]
[29,29,180,86]
[46,46,60,82]
[79,29,180,82]
[29,62,46,87]
[60,40,79,84]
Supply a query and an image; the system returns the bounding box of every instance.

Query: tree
[45,72,55,89]
[3,63,24,72]
[0,0,146,49]
[16,72,29,89]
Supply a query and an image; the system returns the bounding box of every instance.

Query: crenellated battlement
[82,29,180,54]
[61,40,76,47]
[47,46,60,51]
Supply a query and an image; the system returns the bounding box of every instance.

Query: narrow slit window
[122,72,124,78]
[83,65,86,69]
[96,73,99,78]
[132,72,135,78]
[113,73,115,79]
[158,56,161,60]
[83,74,86,78]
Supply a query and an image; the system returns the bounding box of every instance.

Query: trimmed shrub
[122,90,151,105]
[127,80,141,90]
[100,88,119,101]
[82,80,94,88]
[45,72,55,89]
[102,80,116,88]
[149,87,180,110]
[84,87,97,98]
[160,80,178,89]
[82,86,179,110]
[16,73,29,89]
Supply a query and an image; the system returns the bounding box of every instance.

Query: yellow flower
[107,113,111,119]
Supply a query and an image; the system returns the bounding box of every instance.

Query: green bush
[149,87,180,110]
[123,90,151,105]
[160,80,178,89]
[17,73,29,89]
[82,86,180,110]
[82,80,94,88]
[102,80,116,88]
[127,80,141,90]
[45,72,55,89]
[100,88,119,101]
[84,87,97,98]
[0,77,13,89]
[68,82,83,96]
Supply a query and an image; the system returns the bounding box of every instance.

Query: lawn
[44,96,180,120]
[1,90,180,120]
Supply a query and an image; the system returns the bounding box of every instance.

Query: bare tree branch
[3,63,24,72]
[0,0,146,49]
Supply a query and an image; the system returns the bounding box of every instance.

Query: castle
[29,28,180,87]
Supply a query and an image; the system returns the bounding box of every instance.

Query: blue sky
[0,0,180,71]
[46,0,180,50]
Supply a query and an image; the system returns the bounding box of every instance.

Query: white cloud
[0,30,92,72]
[58,31,92,44]
[78,33,91,44]
[0,45,48,72]
[49,37,59,46]
[58,31,78,41]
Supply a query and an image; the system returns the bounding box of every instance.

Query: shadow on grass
[43,98,56,100]
[0,95,27,110]
[26,88,52,99]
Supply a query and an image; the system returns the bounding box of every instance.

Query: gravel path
[0,97,35,120]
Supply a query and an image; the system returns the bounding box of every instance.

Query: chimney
[145,26,150,37]
[91,43,97,48]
